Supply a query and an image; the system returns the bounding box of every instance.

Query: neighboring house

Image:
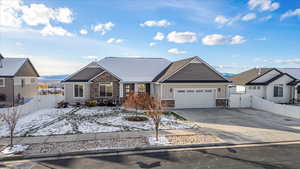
[0,54,40,107]
[62,56,231,108]
[229,68,300,104]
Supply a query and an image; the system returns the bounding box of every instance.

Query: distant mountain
[39,75,69,82]
[222,73,236,77]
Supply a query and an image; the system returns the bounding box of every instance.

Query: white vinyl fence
[252,96,300,119]
[229,93,252,108]
[0,95,64,117]
[229,94,300,119]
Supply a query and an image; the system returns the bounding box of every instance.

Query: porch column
[295,85,298,102]
[119,82,123,98]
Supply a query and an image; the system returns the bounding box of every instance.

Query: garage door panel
[174,88,216,109]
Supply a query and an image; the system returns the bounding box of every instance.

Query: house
[0,54,40,107]
[62,56,231,108]
[229,68,300,104]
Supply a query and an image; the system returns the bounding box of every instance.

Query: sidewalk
[0,129,223,158]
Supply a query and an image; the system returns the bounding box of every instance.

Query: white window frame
[73,84,85,98]
[99,82,113,97]
[0,78,5,87]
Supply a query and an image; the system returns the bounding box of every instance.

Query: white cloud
[168,48,186,55]
[260,15,272,21]
[272,59,300,65]
[248,0,280,12]
[0,0,73,28]
[15,42,23,46]
[140,19,171,27]
[202,34,246,46]
[215,15,230,24]
[281,9,300,20]
[0,0,23,27]
[106,38,124,44]
[40,24,72,37]
[79,29,88,35]
[93,22,114,35]
[82,56,98,60]
[167,31,197,43]
[242,13,256,21]
[202,34,227,46]
[115,39,124,44]
[153,32,164,41]
[230,35,246,44]
[255,37,267,40]
[55,8,73,23]
[106,38,115,44]
[149,42,156,47]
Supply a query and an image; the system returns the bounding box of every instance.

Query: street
[3,143,300,169]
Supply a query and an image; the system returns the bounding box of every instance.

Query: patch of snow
[78,122,121,133]
[32,119,73,136]
[0,145,29,155]
[148,136,170,145]
[0,108,71,137]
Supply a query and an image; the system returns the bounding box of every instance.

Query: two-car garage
[174,88,217,109]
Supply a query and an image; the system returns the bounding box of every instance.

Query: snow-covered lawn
[0,107,192,137]
[0,145,29,155]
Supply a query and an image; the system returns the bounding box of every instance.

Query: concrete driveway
[174,108,300,144]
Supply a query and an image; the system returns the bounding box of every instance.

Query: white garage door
[174,88,216,109]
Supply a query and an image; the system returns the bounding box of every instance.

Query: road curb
[2,140,300,162]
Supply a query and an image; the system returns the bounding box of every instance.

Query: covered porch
[291,83,300,104]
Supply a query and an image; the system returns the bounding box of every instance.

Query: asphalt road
[5,143,300,169]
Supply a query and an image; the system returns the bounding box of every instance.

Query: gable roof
[228,68,273,85]
[247,73,294,85]
[0,57,35,77]
[277,68,300,80]
[97,57,171,82]
[64,67,104,82]
[154,56,229,83]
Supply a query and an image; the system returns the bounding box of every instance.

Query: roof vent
[258,67,262,75]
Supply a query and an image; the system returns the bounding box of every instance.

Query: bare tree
[1,107,21,148]
[147,97,165,141]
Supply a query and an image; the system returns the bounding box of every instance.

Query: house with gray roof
[0,54,40,107]
[229,68,300,104]
[62,56,231,108]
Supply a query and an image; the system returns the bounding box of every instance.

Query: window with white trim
[274,84,283,97]
[0,78,5,87]
[74,84,84,98]
[100,82,113,97]
[137,84,146,93]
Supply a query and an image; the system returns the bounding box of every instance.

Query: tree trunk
[10,129,13,148]
[155,124,159,141]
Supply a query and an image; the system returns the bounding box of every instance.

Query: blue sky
[0,0,299,75]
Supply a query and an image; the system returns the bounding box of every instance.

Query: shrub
[86,100,97,107]
[56,101,69,108]
[124,116,148,122]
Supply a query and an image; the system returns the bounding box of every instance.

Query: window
[253,86,256,90]
[21,79,25,88]
[177,90,185,93]
[0,78,5,87]
[274,84,283,97]
[249,86,252,90]
[187,90,194,93]
[124,84,133,97]
[100,83,113,97]
[297,86,300,94]
[74,84,84,98]
[31,78,36,83]
[257,86,261,90]
[205,89,212,93]
[137,84,146,93]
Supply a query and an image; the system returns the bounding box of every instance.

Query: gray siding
[15,60,39,77]
[64,83,90,104]
[166,63,226,82]
[0,78,14,106]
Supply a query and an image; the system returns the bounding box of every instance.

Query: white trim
[73,83,85,98]
[88,71,106,82]
[0,78,5,87]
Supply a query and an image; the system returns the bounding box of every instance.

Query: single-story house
[229,68,300,104]
[0,54,40,107]
[62,56,231,109]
